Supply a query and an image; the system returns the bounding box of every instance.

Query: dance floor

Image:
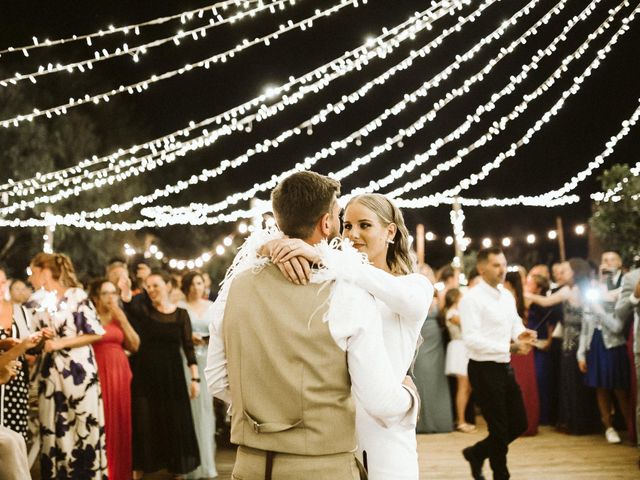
[28,424,638,478]
[139,424,638,479]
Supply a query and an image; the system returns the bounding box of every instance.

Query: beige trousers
[232,445,362,480]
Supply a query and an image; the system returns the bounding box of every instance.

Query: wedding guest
[505,271,539,436]
[527,258,600,435]
[414,265,454,434]
[180,271,218,479]
[443,288,474,433]
[8,279,32,305]
[525,274,558,425]
[0,336,43,480]
[460,247,537,480]
[0,268,34,440]
[615,267,640,457]
[28,252,107,479]
[577,279,631,444]
[124,270,200,478]
[89,279,140,480]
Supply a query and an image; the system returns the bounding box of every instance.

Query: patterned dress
[0,323,29,439]
[28,287,108,479]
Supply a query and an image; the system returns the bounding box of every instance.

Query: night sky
[1,0,639,269]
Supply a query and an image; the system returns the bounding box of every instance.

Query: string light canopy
[374,0,632,201]
[90,0,560,225]
[0,0,640,237]
[395,96,640,208]
[0,0,456,205]
[0,0,275,57]
[0,0,301,88]
[0,0,371,129]
[135,0,624,224]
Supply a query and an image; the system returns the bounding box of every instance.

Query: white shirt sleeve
[329,285,416,428]
[460,294,509,355]
[204,287,232,404]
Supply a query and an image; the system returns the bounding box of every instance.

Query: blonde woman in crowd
[27,252,107,479]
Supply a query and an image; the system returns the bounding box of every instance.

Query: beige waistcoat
[223,264,356,455]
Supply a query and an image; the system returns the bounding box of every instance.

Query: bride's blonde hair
[345,194,414,275]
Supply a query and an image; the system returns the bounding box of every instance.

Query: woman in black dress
[126,270,200,479]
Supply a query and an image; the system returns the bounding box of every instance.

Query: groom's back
[223,263,356,456]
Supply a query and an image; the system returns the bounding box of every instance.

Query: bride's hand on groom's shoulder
[274,256,312,285]
[270,238,320,265]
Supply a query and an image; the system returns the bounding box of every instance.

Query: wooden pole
[556,216,566,262]
[416,223,425,266]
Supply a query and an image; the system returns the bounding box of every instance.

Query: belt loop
[265,450,275,480]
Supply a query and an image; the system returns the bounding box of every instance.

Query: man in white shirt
[205,172,417,479]
[459,247,537,480]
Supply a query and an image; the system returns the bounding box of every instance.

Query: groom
[205,171,417,479]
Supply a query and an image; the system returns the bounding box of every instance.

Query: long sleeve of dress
[180,309,197,366]
[347,264,433,323]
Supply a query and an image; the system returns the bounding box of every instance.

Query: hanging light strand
[0,0,455,198]
[138,0,635,227]
[47,0,498,223]
[0,0,366,129]
[427,2,639,200]
[0,0,301,88]
[139,0,552,222]
[376,0,634,201]
[0,0,267,56]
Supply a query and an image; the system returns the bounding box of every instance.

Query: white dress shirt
[205,237,418,429]
[459,279,525,363]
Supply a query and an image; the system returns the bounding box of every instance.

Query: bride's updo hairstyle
[30,252,82,288]
[345,194,414,275]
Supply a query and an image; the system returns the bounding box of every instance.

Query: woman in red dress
[505,270,540,436]
[89,279,140,480]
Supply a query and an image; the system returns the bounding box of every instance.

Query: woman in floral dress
[27,252,107,479]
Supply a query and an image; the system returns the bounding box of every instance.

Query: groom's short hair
[271,172,340,239]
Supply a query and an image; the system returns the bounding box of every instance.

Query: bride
[266,193,433,480]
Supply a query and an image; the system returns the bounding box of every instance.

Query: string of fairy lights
[0,0,637,262]
[395,2,639,207]
[134,0,551,222]
[0,0,299,88]
[118,218,590,270]
[108,0,624,224]
[0,0,632,228]
[0,0,455,203]
[371,0,634,201]
[97,0,631,228]
[36,0,497,223]
[0,0,271,56]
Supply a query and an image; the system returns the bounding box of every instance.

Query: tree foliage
[0,76,147,279]
[589,164,640,266]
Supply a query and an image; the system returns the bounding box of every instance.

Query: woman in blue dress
[180,271,218,479]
